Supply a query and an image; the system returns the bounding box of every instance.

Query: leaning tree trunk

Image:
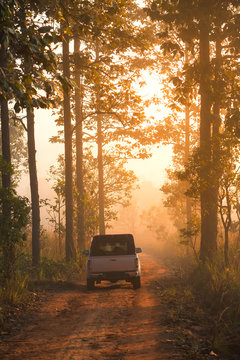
[74,35,85,250]
[26,106,41,266]
[199,3,217,261]
[63,32,75,260]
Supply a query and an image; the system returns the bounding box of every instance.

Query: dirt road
[0,254,179,360]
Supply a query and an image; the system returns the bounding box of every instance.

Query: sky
[127,144,172,187]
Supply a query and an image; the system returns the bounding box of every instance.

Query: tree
[62,29,75,260]
[47,150,138,244]
[147,0,240,260]
[3,113,28,184]
[51,0,159,240]
[0,1,30,277]
[0,186,30,280]
[14,0,59,265]
[198,0,216,260]
[45,164,65,256]
[184,44,193,249]
[217,124,240,265]
[219,174,232,267]
[74,34,85,250]
[0,0,16,277]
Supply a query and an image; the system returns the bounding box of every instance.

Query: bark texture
[211,34,222,260]
[63,33,75,260]
[184,46,192,246]
[199,3,217,260]
[0,43,11,189]
[97,113,105,235]
[95,42,105,235]
[74,35,85,250]
[0,40,14,276]
[27,107,40,265]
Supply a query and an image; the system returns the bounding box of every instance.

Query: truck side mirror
[83,250,89,255]
[135,247,142,253]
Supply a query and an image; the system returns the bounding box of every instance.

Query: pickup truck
[84,234,142,290]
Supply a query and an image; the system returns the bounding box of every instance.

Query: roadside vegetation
[144,1,240,358]
[154,248,240,359]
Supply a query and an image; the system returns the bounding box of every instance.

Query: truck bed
[90,254,137,273]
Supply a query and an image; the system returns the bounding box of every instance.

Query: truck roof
[92,234,134,241]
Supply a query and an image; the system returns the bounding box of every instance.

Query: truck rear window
[90,234,135,256]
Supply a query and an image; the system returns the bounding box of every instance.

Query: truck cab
[84,234,142,290]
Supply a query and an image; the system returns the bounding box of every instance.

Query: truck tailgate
[91,255,137,272]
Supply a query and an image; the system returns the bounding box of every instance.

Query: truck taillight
[135,257,139,269]
[88,259,93,271]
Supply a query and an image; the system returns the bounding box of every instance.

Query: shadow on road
[29,279,138,294]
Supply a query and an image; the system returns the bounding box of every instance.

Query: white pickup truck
[84,234,142,290]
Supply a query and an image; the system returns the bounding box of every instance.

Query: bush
[186,251,240,358]
[13,250,85,282]
[37,256,82,281]
[0,274,29,306]
[0,186,30,279]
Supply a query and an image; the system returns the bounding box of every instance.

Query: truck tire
[133,276,141,289]
[87,279,95,290]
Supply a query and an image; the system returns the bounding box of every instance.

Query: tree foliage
[147,0,240,260]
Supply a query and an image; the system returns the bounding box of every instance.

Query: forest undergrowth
[157,247,240,360]
[0,245,85,334]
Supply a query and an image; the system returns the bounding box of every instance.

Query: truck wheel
[87,279,95,290]
[133,277,141,289]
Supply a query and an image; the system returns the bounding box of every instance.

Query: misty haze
[1,1,240,359]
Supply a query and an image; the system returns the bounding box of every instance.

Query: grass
[0,274,29,305]
[158,248,240,359]
[0,272,31,333]
[0,250,85,333]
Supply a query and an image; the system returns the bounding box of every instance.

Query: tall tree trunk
[199,3,217,260]
[224,226,229,266]
[19,3,41,266]
[58,193,62,255]
[27,107,40,266]
[74,35,85,250]
[0,42,11,189]
[220,189,231,267]
[184,45,192,248]
[211,31,222,258]
[97,113,105,235]
[63,32,75,260]
[185,104,192,244]
[0,40,14,277]
[95,42,105,235]
[0,103,11,189]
